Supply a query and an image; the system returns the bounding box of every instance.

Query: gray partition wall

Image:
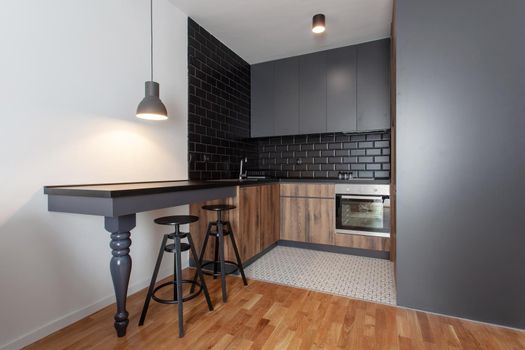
[396,0,525,328]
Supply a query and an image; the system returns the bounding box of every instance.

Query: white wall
[0,1,188,348]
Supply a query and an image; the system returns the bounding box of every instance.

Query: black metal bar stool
[191,204,248,302]
[139,215,213,337]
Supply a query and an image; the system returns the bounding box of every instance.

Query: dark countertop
[43,180,245,198]
[44,178,390,198]
[279,178,390,185]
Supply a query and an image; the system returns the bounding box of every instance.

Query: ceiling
[170,0,393,64]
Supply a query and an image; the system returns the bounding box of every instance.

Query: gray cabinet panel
[274,57,300,136]
[251,62,275,137]
[299,51,327,134]
[326,45,357,132]
[250,41,390,137]
[357,39,391,131]
[397,0,525,329]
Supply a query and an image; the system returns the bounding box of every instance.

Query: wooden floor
[27,269,525,350]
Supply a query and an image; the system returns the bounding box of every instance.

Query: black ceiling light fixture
[312,14,326,34]
[136,0,168,121]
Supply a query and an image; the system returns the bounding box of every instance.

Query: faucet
[239,157,247,180]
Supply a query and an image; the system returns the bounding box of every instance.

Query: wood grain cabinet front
[306,198,334,245]
[280,183,334,198]
[238,185,260,261]
[260,184,280,250]
[190,184,280,264]
[280,183,335,245]
[280,197,308,242]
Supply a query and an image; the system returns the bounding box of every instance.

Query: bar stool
[191,204,248,302]
[139,215,213,337]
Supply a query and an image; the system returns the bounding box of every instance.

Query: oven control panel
[335,184,390,196]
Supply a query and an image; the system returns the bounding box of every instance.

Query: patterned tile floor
[244,245,397,305]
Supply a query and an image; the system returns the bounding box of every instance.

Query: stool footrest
[201,260,241,276]
[151,280,203,305]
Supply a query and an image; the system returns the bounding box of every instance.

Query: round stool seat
[154,215,199,226]
[202,204,236,212]
[164,242,191,253]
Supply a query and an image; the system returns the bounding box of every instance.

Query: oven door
[335,194,390,237]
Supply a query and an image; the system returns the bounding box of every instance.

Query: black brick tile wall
[256,131,391,179]
[188,18,256,180]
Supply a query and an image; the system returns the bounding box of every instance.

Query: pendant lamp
[136,0,168,120]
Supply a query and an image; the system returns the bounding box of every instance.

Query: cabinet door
[326,45,357,132]
[306,198,335,245]
[280,197,307,242]
[334,233,390,251]
[357,39,391,131]
[238,186,260,261]
[260,184,280,250]
[299,51,327,134]
[274,57,300,135]
[251,62,275,137]
[280,183,334,198]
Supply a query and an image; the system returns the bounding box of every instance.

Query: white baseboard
[0,267,173,350]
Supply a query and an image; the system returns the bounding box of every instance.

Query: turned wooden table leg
[104,214,136,337]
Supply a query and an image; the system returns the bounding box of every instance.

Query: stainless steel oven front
[335,183,390,238]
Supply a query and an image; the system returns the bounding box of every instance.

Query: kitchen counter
[208,177,390,186]
[278,178,390,185]
[44,180,248,198]
[44,177,392,199]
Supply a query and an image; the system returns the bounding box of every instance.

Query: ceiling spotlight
[312,14,326,34]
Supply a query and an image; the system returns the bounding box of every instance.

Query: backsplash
[187,18,256,180]
[256,131,391,179]
[187,18,390,180]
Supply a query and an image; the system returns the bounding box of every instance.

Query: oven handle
[339,195,384,201]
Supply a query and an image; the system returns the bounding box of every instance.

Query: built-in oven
[335,183,390,238]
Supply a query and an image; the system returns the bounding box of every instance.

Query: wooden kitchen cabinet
[279,183,390,252]
[306,198,334,245]
[334,233,390,252]
[238,185,261,261]
[280,197,307,242]
[280,183,334,198]
[190,197,237,262]
[260,184,280,250]
[280,183,335,245]
[190,184,280,264]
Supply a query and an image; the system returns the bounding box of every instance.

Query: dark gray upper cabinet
[250,40,390,137]
[273,57,300,136]
[299,51,327,134]
[357,39,391,131]
[251,62,275,137]
[326,45,357,132]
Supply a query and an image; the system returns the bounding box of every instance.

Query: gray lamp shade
[136,81,168,120]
